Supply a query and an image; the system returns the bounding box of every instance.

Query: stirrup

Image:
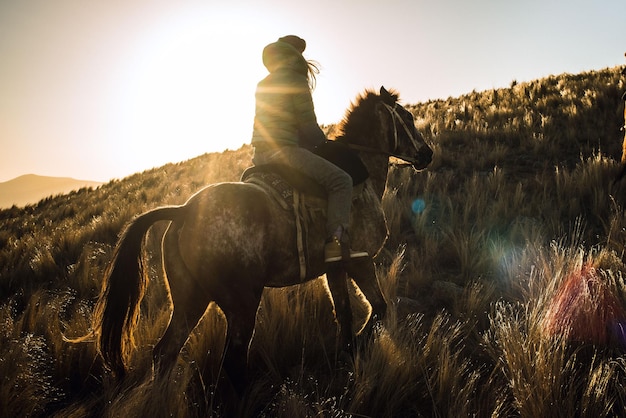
[324,236,368,263]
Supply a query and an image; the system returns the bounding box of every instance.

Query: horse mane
[335,87,400,143]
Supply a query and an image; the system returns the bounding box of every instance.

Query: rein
[346,103,421,166]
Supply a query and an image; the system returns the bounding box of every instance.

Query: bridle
[346,103,424,166]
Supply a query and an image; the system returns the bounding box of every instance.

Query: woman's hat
[262,35,307,73]
[278,35,306,53]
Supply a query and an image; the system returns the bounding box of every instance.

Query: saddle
[241,140,369,208]
[241,164,326,208]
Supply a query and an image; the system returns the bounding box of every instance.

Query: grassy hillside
[1,66,626,417]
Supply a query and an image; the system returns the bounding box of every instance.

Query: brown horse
[93,86,433,391]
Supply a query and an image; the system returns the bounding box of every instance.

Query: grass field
[1,66,626,417]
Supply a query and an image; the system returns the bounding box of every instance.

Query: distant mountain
[0,174,103,208]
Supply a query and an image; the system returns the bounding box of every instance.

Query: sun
[105,10,275,177]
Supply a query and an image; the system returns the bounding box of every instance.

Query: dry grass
[484,245,626,417]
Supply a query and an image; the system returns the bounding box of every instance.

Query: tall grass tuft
[1,302,61,416]
[541,261,626,347]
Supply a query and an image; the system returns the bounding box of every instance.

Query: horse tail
[94,205,184,378]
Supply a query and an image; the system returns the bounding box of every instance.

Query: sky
[0,0,624,183]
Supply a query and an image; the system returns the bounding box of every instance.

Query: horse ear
[379,86,397,104]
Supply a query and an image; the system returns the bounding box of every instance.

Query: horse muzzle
[411,146,433,170]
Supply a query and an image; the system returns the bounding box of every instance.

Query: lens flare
[411,198,426,214]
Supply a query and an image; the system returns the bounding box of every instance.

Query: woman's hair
[306,59,320,90]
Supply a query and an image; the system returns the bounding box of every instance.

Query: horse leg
[217,286,263,394]
[345,257,387,330]
[152,222,215,374]
[152,278,213,374]
[326,263,354,356]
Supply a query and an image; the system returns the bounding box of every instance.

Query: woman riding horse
[251,35,367,263]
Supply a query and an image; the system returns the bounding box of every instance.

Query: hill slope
[408,67,625,177]
[0,174,102,208]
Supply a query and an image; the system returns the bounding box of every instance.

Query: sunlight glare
[107,10,274,177]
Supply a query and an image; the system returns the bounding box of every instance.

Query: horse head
[338,87,433,172]
[378,86,433,171]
